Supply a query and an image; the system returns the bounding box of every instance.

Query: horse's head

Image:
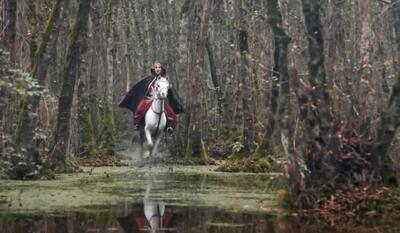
[154,76,170,99]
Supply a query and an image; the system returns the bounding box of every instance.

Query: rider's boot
[166,126,174,135]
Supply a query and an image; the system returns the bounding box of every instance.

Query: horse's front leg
[151,132,164,157]
[144,128,154,158]
[145,128,154,147]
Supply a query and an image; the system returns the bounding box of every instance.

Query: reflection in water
[118,204,175,233]
[1,168,400,233]
[1,205,400,233]
[118,183,176,233]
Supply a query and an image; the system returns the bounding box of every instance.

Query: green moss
[99,105,116,155]
[200,140,209,164]
[184,141,193,161]
[217,155,274,173]
[0,166,281,214]
[32,0,62,73]
[180,0,190,16]
[13,98,29,145]
[82,107,97,158]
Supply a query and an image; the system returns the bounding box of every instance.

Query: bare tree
[51,0,91,171]
[15,0,68,162]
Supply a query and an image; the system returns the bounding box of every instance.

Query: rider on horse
[119,62,184,133]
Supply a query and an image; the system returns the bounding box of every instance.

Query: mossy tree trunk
[77,7,95,158]
[51,0,91,172]
[300,0,337,203]
[78,92,97,158]
[87,0,104,139]
[100,0,117,155]
[16,0,67,162]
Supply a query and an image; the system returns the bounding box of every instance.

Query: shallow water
[0,166,399,233]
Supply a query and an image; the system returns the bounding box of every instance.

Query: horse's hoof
[143,152,150,159]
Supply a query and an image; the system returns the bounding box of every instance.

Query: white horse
[139,77,170,158]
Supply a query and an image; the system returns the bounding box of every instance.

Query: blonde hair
[153,61,162,68]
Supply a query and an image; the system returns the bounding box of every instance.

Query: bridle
[150,78,168,115]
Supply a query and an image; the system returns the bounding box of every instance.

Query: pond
[0,166,399,233]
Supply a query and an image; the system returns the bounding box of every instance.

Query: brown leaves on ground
[299,186,400,229]
[209,141,230,158]
[82,155,123,167]
[313,185,395,222]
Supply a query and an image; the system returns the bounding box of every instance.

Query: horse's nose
[160,91,167,99]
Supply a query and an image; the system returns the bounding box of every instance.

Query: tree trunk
[16,0,67,162]
[146,0,157,61]
[205,37,223,114]
[99,0,116,154]
[393,0,400,70]
[265,0,291,156]
[187,0,211,161]
[234,0,254,155]
[77,70,96,158]
[51,0,91,172]
[266,0,306,205]
[131,0,148,75]
[375,0,400,185]
[88,0,102,138]
[2,0,16,63]
[356,0,374,131]
[77,3,95,158]
[122,0,134,92]
[300,0,336,192]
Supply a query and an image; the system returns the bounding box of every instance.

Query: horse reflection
[118,185,176,233]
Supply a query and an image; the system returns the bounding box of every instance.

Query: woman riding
[119,61,184,133]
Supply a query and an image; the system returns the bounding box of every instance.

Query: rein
[151,95,166,136]
[149,77,169,136]
[150,98,164,115]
